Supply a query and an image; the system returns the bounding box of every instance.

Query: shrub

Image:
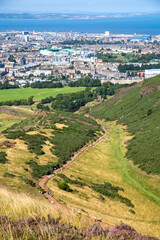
[129,209,136,214]
[147,109,152,116]
[3,173,15,178]
[57,181,72,192]
[23,178,36,187]
[0,152,8,164]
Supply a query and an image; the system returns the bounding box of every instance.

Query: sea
[0,14,160,35]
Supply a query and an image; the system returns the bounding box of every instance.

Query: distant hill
[90,75,160,175]
[0,12,148,20]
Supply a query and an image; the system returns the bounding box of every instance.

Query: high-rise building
[25,36,29,42]
[19,57,26,66]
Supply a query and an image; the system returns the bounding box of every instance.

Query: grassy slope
[0,86,85,101]
[47,120,160,238]
[90,75,160,174]
[0,187,92,240]
[0,108,101,196]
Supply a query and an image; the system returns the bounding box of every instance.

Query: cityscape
[0,30,160,87]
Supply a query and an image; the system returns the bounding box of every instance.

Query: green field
[0,87,85,102]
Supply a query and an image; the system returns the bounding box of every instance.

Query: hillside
[90,75,160,175]
[0,85,160,239]
[0,108,101,194]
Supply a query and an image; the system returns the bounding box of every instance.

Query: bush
[129,209,136,214]
[3,172,15,177]
[23,178,36,187]
[147,109,152,116]
[0,152,8,164]
[57,181,72,192]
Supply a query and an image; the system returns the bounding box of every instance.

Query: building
[25,36,29,42]
[145,69,160,78]
[19,57,26,66]
[104,31,110,37]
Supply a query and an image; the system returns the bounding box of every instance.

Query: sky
[0,0,160,13]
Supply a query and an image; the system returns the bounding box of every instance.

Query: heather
[0,216,159,240]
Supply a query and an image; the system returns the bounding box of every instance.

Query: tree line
[68,76,101,87]
[0,96,34,106]
[118,63,160,73]
[0,81,19,90]
[29,81,63,89]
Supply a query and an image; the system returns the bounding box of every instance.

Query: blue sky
[0,0,160,13]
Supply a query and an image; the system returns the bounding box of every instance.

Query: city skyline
[0,0,160,13]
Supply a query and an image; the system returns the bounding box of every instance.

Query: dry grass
[55,123,68,129]
[47,121,160,238]
[0,187,91,229]
[38,140,58,165]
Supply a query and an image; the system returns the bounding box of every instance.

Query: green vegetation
[0,81,19,90]
[60,39,104,45]
[57,181,72,192]
[118,63,160,73]
[30,81,63,88]
[23,178,36,187]
[57,173,134,207]
[92,182,134,207]
[91,75,160,174]
[6,130,48,155]
[97,52,160,63]
[0,152,8,164]
[0,87,86,102]
[68,76,101,87]
[48,120,160,238]
[2,111,101,179]
[0,96,34,106]
[26,160,58,178]
[51,82,135,111]
[58,173,87,187]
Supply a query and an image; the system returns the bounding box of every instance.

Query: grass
[47,120,160,238]
[90,75,160,174]
[0,87,86,102]
[0,186,90,229]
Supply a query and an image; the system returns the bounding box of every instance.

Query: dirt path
[38,123,111,226]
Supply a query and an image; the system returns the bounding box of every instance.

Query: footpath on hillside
[38,120,110,226]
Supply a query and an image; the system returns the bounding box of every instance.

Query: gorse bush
[26,160,60,178]
[57,181,72,192]
[23,178,36,187]
[91,182,134,208]
[6,130,48,155]
[0,152,8,164]
[58,173,87,187]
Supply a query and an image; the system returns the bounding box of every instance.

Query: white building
[104,31,110,37]
[145,69,160,79]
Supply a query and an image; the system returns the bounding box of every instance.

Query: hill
[0,108,101,194]
[90,75,160,175]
